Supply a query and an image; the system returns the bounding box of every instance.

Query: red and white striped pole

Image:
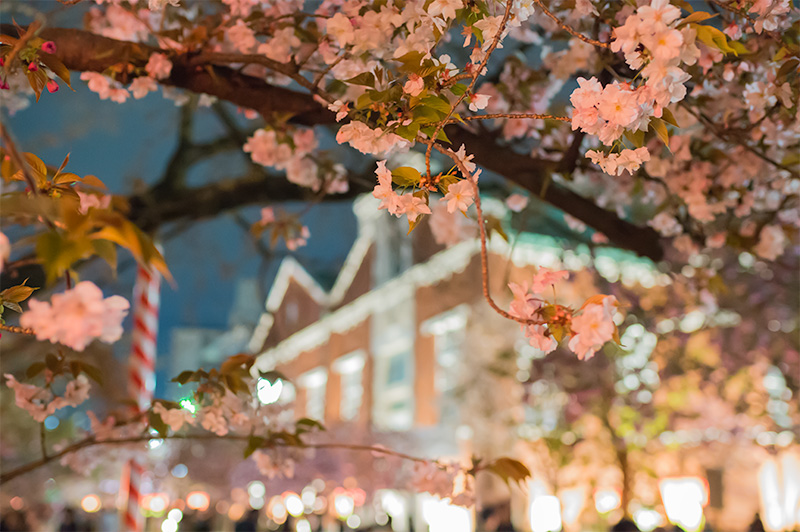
[123,264,161,531]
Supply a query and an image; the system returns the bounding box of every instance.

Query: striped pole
[123,264,161,531]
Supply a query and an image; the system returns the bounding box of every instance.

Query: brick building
[247,195,661,531]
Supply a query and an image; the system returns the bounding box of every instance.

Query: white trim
[266,256,327,313]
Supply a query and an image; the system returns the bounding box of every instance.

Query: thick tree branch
[6,25,664,260]
[128,171,367,232]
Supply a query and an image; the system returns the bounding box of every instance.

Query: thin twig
[0,324,35,336]
[532,0,610,49]
[0,433,436,484]
[0,122,39,196]
[449,113,570,124]
[4,20,42,67]
[424,0,514,178]
[436,145,545,327]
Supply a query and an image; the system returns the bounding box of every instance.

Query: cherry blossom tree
[0,0,797,515]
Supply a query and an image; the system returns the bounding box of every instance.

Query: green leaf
[420,95,451,114]
[221,353,254,375]
[38,53,73,89]
[81,363,104,385]
[671,0,694,12]
[677,11,716,28]
[0,282,37,303]
[395,51,425,73]
[485,458,531,487]
[2,301,22,313]
[413,105,445,124]
[26,362,46,379]
[172,370,195,384]
[91,239,118,273]
[395,121,421,142]
[449,83,467,96]
[693,24,737,55]
[623,129,646,148]
[777,58,800,81]
[391,166,421,187]
[295,418,325,433]
[345,72,375,88]
[661,108,680,128]
[649,117,671,149]
[45,353,61,373]
[244,436,266,458]
[148,410,169,437]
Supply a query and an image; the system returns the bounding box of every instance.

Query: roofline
[253,233,668,372]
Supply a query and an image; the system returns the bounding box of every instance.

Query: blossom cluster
[509,268,618,360]
[4,374,90,422]
[19,281,130,351]
[244,127,348,194]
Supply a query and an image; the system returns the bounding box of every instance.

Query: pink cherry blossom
[468,93,490,112]
[130,76,158,99]
[525,324,557,354]
[403,74,425,97]
[0,231,9,273]
[145,52,172,80]
[398,194,432,222]
[153,402,195,432]
[227,19,257,53]
[326,13,355,48]
[20,281,130,351]
[328,100,350,122]
[505,193,529,212]
[568,297,617,360]
[260,207,275,225]
[442,180,474,214]
[530,268,569,294]
[77,191,111,214]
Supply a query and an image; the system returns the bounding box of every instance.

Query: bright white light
[421,497,471,532]
[167,509,183,523]
[379,490,405,518]
[179,399,196,413]
[257,378,283,404]
[295,519,311,532]
[633,508,664,532]
[346,515,361,528]
[148,439,163,449]
[248,481,266,499]
[161,519,178,532]
[271,501,287,521]
[250,497,264,510]
[530,495,562,532]
[81,494,101,513]
[186,491,210,512]
[560,488,585,526]
[301,487,316,507]
[679,310,705,333]
[149,494,168,513]
[284,494,304,517]
[334,494,354,517]
[758,454,800,532]
[660,477,707,532]
[594,489,621,513]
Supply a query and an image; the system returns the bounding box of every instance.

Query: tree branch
[4,24,665,260]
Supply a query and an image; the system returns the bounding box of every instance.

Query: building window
[333,351,366,422]
[421,306,468,425]
[298,368,327,422]
[373,341,414,432]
